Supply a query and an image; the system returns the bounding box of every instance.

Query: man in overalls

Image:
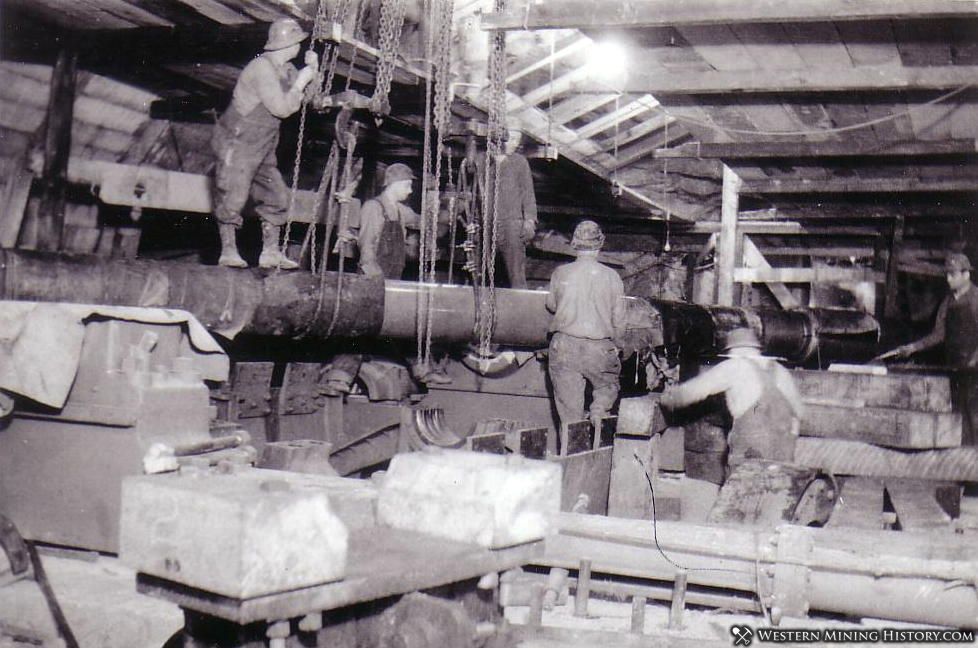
[357,162,419,278]
[881,251,978,444]
[483,129,537,288]
[211,18,318,269]
[320,162,448,392]
[659,327,804,475]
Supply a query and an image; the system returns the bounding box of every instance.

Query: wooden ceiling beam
[515,67,590,108]
[743,177,978,194]
[623,65,978,94]
[574,96,657,139]
[597,113,676,151]
[481,0,978,31]
[609,126,688,170]
[548,93,619,125]
[506,36,590,85]
[656,139,978,159]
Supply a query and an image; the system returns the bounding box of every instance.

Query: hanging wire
[641,84,973,138]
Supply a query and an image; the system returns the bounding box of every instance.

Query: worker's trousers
[212,114,289,228]
[497,219,527,289]
[548,332,620,433]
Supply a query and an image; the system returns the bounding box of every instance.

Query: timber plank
[826,477,884,530]
[800,402,961,449]
[795,438,978,481]
[553,446,613,515]
[792,369,952,413]
[885,479,952,532]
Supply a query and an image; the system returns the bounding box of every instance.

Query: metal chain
[478,0,507,358]
[423,0,455,366]
[416,0,436,365]
[284,0,334,263]
[371,0,407,118]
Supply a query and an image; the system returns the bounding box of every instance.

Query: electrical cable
[633,451,754,577]
[638,84,973,139]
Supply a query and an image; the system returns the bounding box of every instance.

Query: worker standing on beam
[486,128,538,288]
[881,251,978,444]
[546,220,626,453]
[211,18,318,270]
[659,327,804,475]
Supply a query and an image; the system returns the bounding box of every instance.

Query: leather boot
[258,222,299,270]
[217,223,247,268]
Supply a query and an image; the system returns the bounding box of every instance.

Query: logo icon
[731,625,754,646]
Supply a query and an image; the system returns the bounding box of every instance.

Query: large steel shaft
[0,250,877,360]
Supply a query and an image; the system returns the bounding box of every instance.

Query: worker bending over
[212,18,318,270]
[659,327,803,474]
[546,220,626,453]
[881,251,978,444]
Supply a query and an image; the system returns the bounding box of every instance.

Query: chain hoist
[477,0,508,359]
[416,0,455,367]
[371,0,407,121]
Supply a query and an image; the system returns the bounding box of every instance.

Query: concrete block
[377,449,561,548]
[120,467,349,599]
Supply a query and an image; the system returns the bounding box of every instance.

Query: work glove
[520,220,536,243]
[304,49,320,71]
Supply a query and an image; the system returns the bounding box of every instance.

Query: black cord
[26,542,80,648]
[633,451,753,577]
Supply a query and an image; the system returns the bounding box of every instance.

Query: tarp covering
[0,301,227,408]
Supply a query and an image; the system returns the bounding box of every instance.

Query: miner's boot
[217,223,247,268]
[258,222,299,270]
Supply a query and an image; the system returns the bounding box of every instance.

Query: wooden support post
[668,568,688,629]
[884,215,905,321]
[528,583,545,626]
[630,595,646,634]
[716,165,741,306]
[37,47,78,252]
[574,559,592,618]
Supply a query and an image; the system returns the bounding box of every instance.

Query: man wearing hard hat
[211,18,318,270]
[546,220,627,452]
[881,251,978,443]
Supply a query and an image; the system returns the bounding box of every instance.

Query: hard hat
[384,163,415,187]
[945,251,972,272]
[571,220,605,251]
[265,18,308,51]
[722,327,762,352]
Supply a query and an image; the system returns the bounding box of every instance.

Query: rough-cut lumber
[801,402,961,449]
[795,438,978,481]
[655,139,978,159]
[793,369,952,413]
[742,176,978,194]
[716,165,740,306]
[734,266,885,284]
[482,0,978,31]
[885,479,953,532]
[825,477,884,530]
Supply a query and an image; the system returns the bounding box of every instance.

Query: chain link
[478,0,507,358]
[371,0,407,118]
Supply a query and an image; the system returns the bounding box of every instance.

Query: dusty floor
[0,551,182,648]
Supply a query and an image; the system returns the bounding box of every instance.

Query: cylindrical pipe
[547,513,978,629]
[0,250,879,361]
[0,249,385,339]
[650,299,879,363]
